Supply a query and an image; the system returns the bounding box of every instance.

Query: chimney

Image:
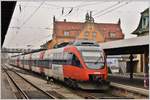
[90,11,92,20]
[85,12,89,22]
[53,16,55,23]
[64,19,66,22]
[118,18,121,26]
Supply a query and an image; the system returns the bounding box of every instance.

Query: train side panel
[63,46,89,81]
[43,50,53,77]
[46,48,65,81]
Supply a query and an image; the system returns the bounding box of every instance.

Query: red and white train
[10,40,110,90]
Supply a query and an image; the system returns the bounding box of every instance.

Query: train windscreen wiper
[94,53,104,64]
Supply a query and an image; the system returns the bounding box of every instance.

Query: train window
[81,50,105,69]
[71,54,82,67]
[29,60,32,66]
[31,60,33,66]
[38,60,42,66]
[24,60,26,65]
[43,60,49,67]
[34,60,37,66]
[36,60,50,67]
[35,60,38,66]
[52,59,68,65]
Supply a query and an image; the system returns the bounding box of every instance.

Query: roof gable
[54,21,124,38]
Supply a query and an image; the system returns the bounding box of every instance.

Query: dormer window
[142,16,149,29]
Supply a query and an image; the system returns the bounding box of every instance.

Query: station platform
[108,73,149,98]
[1,69,16,99]
[108,73,147,89]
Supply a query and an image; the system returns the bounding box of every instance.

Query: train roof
[11,40,100,58]
[72,40,99,47]
[54,40,99,49]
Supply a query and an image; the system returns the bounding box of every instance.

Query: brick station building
[41,12,124,49]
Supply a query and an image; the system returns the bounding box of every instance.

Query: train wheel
[46,76,52,84]
[41,72,45,78]
[64,78,78,89]
[64,78,70,87]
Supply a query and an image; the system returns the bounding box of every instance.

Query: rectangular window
[143,18,146,26]
[93,32,96,40]
[84,32,88,37]
[64,31,69,36]
[109,32,116,38]
[84,32,89,40]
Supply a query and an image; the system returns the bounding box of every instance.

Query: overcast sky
[3,0,150,49]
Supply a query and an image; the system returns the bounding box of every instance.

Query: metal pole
[144,51,149,88]
[129,54,134,79]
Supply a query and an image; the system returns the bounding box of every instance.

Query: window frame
[84,32,89,38]
[69,53,82,68]
[142,16,149,29]
[93,32,97,40]
[64,31,70,36]
[109,32,116,38]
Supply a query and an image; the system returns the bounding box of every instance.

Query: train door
[52,52,64,81]
[39,51,45,74]
[16,57,19,66]
[44,51,53,77]
[29,54,32,71]
[48,59,53,77]
[22,55,24,69]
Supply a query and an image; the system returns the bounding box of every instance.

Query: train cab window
[71,54,82,67]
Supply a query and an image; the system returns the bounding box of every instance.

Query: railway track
[5,64,110,99]
[4,64,142,99]
[69,88,132,99]
[2,65,58,99]
[70,89,97,99]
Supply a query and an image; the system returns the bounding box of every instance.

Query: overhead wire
[65,2,101,16]
[93,1,121,16]
[25,1,124,47]
[95,1,130,18]
[9,1,131,48]
[19,1,45,28]
[12,2,106,30]
[25,34,52,46]
[44,2,99,9]
[10,1,46,46]
[9,26,53,30]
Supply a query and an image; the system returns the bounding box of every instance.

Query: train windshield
[81,50,105,69]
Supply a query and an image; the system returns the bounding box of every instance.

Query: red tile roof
[53,21,124,40]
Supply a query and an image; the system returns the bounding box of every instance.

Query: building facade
[110,8,149,74]
[41,12,124,49]
[131,8,149,73]
[132,8,149,36]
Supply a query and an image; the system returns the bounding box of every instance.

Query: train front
[75,41,110,90]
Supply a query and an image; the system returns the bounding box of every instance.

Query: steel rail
[2,65,29,99]
[4,64,57,99]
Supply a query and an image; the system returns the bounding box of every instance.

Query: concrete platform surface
[1,70,16,99]
[108,73,147,89]
[110,82,149,96]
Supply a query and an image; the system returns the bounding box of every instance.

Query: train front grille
[89,74,104,82]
